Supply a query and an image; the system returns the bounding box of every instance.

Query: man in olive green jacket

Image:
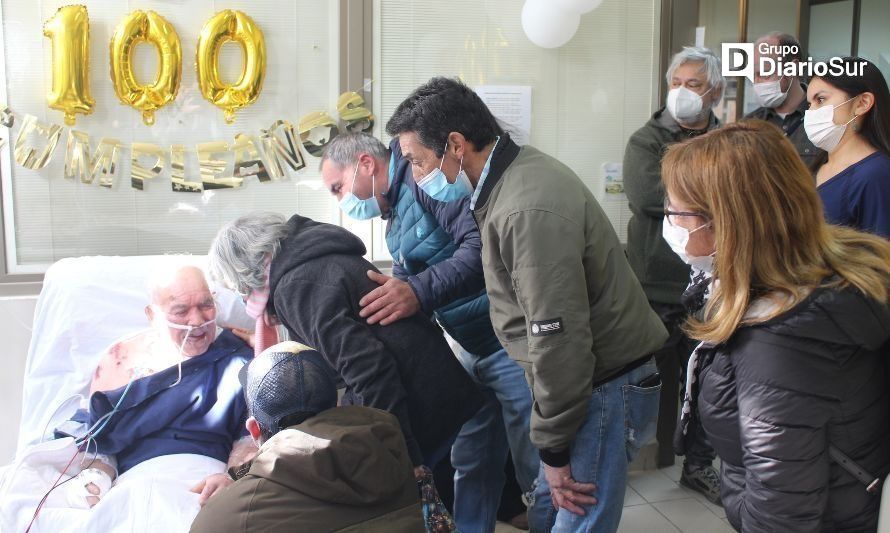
[191,343,423,533]
[387,77,668,532]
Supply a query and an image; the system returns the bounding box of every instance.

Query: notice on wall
[603,162,624,200]
[474,85,532,146]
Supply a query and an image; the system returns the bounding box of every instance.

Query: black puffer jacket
[697,286,890,532]
[267,215,485,467]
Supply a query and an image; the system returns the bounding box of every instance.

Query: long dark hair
[811,57,890,169]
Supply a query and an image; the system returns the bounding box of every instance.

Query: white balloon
[553,0,605,14]
[521,0,581,49]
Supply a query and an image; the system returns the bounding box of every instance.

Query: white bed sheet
[1,437,225,533]
[15,255,252,456]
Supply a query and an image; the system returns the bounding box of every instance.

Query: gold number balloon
[196,10,266,124]
[110,11,182,126]
[43,5,94,125]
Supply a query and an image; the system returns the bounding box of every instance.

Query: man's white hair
[144,263,208,305]
[665,46,726,94]
[207,212,290,296]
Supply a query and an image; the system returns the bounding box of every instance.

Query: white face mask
[662,219,715,274]
[666,86,712,124]
[804,96,858,153]
[753,76,791,108]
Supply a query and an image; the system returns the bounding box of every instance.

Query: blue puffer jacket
[384,138,502,357]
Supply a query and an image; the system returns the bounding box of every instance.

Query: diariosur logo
[722,42,867,81]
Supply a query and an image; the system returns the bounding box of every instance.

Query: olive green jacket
[471,136,668,456]
[190,407,423,533]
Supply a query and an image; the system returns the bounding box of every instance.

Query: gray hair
[208,212,290,295]
[318,132,388,171]
[665,46,726,94]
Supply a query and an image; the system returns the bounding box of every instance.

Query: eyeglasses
[663,198,709,227]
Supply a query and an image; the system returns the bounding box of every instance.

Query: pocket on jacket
[622,376,661,462]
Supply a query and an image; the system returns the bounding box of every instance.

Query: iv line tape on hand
[65,468,113,509]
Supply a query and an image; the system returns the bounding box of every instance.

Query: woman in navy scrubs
[805,57,890,238]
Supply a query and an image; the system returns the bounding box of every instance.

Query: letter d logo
[722,43,754,82]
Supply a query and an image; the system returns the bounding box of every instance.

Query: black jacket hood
[269,215,367,289]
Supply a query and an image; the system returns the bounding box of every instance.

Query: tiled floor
[494,462,733,533]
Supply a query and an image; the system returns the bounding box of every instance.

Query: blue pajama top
[84,330,252,474]
[818,151,890,238]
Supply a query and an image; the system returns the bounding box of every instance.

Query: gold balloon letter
[0,106,15,150]
[198,141,242,189]
[337,92,375,134]
[171,144,202,193]
[65,131,123,188]
[196,10,266,124]
[298,112,339,158]
[130,143,167,190]
[232,133,270,182]
[259,120,305,179]
[43,5,95,125]
[14,115,64,170]
[110,11,182,126]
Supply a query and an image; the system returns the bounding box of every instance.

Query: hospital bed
[3,255,252,533]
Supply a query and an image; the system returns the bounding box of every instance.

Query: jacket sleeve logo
[530,318,563,337]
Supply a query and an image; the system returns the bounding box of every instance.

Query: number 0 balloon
[110,10,182,126]
[196,10,266,124]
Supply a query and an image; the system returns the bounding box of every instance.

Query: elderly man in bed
[69,265,255,506]
[1,265,255,532]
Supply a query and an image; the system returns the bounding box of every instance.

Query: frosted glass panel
[374,0,660,243]
[859,0,890,84]
[809,1,854,60]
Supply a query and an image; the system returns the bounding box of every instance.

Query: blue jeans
[532,358,660,533]
[451,348,549,532]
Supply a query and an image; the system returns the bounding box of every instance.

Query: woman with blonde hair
[662,119,890,531]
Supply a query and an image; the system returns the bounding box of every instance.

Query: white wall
[0,296,37,464]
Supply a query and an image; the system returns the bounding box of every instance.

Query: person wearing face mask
[191,342,425,533]
[623,46,724,504]
[208,212,486,491]
[745,32,822,168]
[0,265,255,532]
[387,77,668,533]
[320,132,545,531]
[662,120,890,532]
[806,57,890,238]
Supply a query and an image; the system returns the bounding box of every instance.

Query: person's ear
[854,92,875,116]
[358,152,374,174]
[447,132,468,158]
[246,417,262,444]
[145,305,154,323]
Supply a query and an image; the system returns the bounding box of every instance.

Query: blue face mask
[417,141,474,202]
[339,161,381,220]
[420,138,501,204]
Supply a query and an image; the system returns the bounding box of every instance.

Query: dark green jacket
[191,407,424,533]
[745,84,823,169]
[624,108,719,305]
[472,136,668,455]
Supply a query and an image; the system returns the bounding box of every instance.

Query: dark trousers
[650,302,716,468]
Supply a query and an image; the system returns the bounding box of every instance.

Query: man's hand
[230,328,255,348]
[190,473,233,506]
[358,271,421,325]
[543,463,597,516]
